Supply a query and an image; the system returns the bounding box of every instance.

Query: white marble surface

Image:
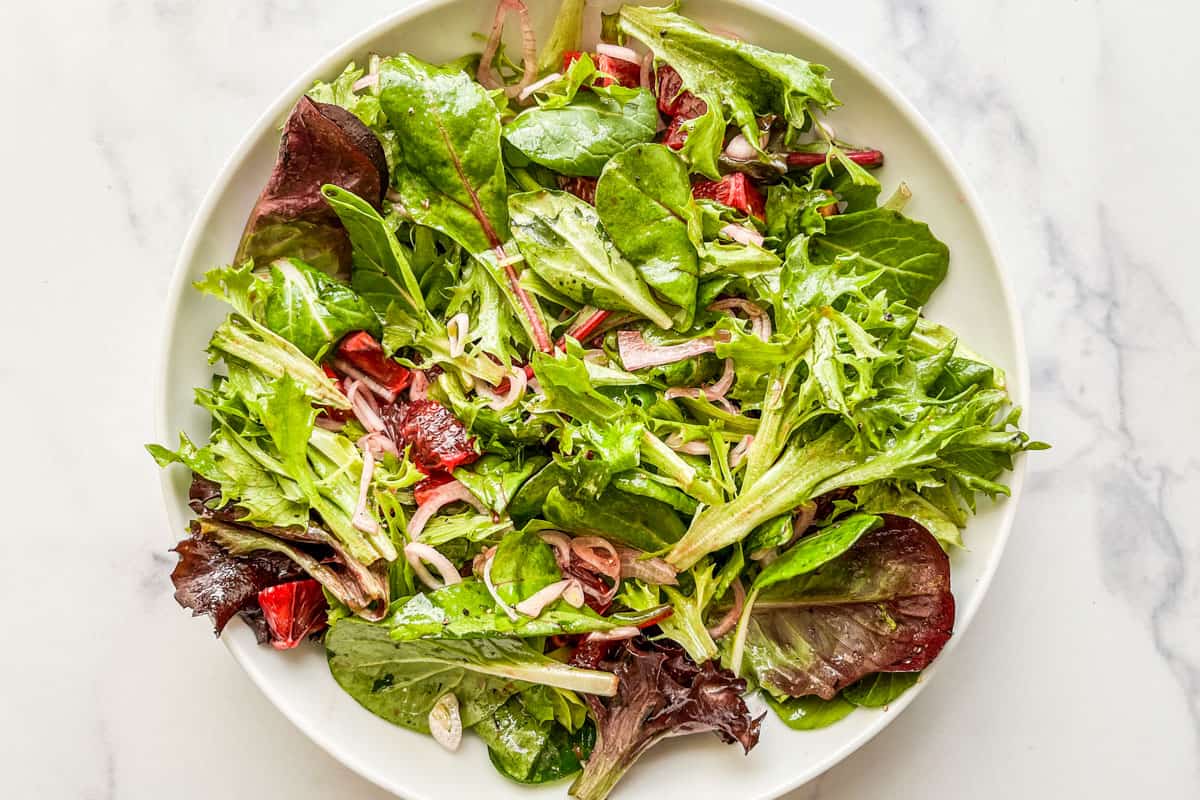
[1,0,1197,797]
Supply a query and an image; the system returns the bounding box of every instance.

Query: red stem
[495,245,553,352]
[562,309,612,347]
[786,148,884,169]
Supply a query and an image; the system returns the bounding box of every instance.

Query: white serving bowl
[156,1,1029,798]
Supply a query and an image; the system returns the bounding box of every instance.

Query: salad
[149,1,1044,797]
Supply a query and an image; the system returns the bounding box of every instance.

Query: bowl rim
[154,1,1030,797]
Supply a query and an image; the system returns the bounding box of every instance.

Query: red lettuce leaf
[742,515,954,700]
[236,96,388,273]
[568,638,761,800]
[169,529,304,635]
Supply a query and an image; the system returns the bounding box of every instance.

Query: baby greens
[151,3,1044,797]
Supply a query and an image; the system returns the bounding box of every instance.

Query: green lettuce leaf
[453,454,549,516]
[388,580,666,641]
[620,4,838,173]
[327,618,619,724]
[263,257,379,358]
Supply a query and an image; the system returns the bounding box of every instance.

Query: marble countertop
[2,0,1196,797]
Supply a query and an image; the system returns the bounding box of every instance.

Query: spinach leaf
[379,54,508,254]
[508,461,570,527]
[752,513,882,593]
[327,619,520,732]
[620,5,837,173]
[453,454,549,516]
[504,90,658,178]
[379,54,551,350]
[509,190,673,328]
[765,694,856,730]
[326,618,618,731]
[322,184,429,319]
[543,485,685,552]
[699,240,781,276]
[809,208,950,307]
[263,258,378,358]
[490,529,562,606]
[595,144,700,326]
[842,672,920,707]
[476,696,595,785]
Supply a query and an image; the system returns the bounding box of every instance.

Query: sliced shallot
[729,434,754,469]
[446,312,470,358]
[404,542,463,590]
[357,431,400,459]
[477,0,537,97]
[617,330,716,371]
[331,358,398,403]
[596,43,640,63]
[584,626,641,643]
[539,531,573,570]
[723,134,758,161]
[406,479,488,541]
[346,380,386,434]
[665,432,711,456]
[475,368,526,411]
[709,298,772,341]
[640,51,654,89]
[515,580,571,618]
[790,502,818,543]
[518,71,562,101]
[429,693,462,751]
[483,552,520,621]
[562,579,586,608]
[663,357,736,404]
[352,447,380,535]
[617,547,678,585]
[720,223,765,248]
[352,73,379,92]
[571,536,621,603]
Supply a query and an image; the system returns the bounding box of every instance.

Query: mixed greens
[150,2,1044,797]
